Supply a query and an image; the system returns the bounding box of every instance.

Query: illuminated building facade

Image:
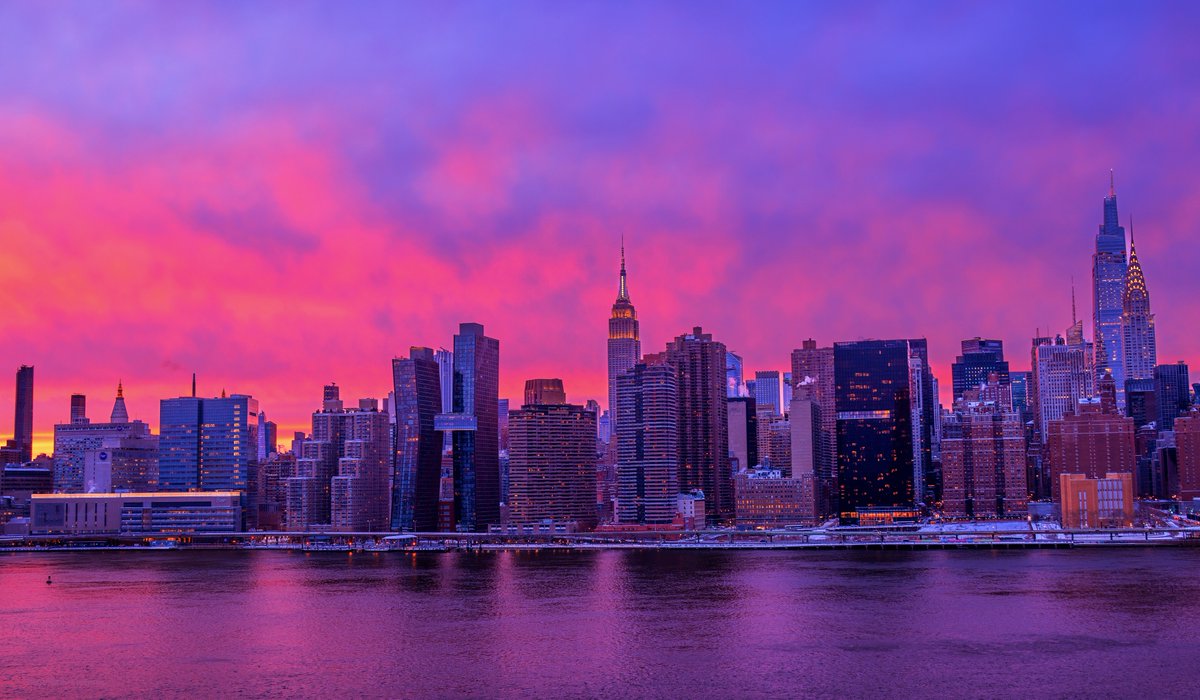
[507,403,597,529]
[616,358,678,524]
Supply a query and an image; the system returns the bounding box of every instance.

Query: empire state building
[607,244,641,426]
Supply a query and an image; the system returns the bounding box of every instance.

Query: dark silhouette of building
[449,322,501,531]
[14,365,34,463]
[1155,361,1191,431]
[666,327,731,523]
[523,378,566,406]
[950,338,1010,400]
[391,347,443,531]
[507,403,597,529]
[616,357,678,524]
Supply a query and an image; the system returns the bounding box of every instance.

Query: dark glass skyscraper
[14,365,34,463]
[1092,176,1128,407]
[1155,362,1191,432]
[950,338,1010,400]
[834,340,928,523]
[391,346,443,531]
[666,327,731,523]
[450,322,500,531]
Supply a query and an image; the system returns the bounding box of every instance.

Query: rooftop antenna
[191,373,197,398]
[1070,276,1077,327]
[1110,168,1115,197]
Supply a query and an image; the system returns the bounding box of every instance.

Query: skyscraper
[446,322,501,531]
[791,339,837,492]
[616,357,678,524]
[607,242,641,427]
[666,327,731,523]
[950,338,1010,400]
[1092,175,1128,407]
[752,370,784,416]
[1121,227,1157,386]
[14,365,33,463]
[523,378,567,406]
[392,347,443,531]
[833,339,928,523]
[507,402,597,529]
[726,396,758,472]
[726,351,744,398]
[69,394,87,424]
[1155,361,1191,432]
[941,379,1027,518]
[330,400,391,531]
[158,393,259,493]
[1031,331,1095,442]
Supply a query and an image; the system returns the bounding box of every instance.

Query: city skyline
[4,3,1200,455]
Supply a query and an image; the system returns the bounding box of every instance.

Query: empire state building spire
[617,236,630,302]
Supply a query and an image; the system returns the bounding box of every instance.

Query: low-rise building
[734,469,816,529]
[30,492,242,535]
[1059,473,1134,528]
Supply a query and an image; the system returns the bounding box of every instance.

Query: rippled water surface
[2,548,1199,698]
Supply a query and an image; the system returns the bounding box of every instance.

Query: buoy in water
[46,576,52,585]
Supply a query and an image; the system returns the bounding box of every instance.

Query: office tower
[14,365,34,463]
[1059,472,1134,528]
[331,401,391,531]
[615,358,678,524]
[507,403,597,529]
[940,380,1027,518]
[791,339,837,493]
[762,415,792,476]
[1010,371,1032,417]
[435,348,454,452]
[264,421,277,456]
[666,327,731,523]
[159,393,259,494]
[607,243,641,431]
[53,384,153,493]
[783,373,794,410]
[1046,400,1135,499]
[1155,362,1191,432]
[753,370,784,417]
[833,339,931,523]
[1121,230,1157,386]
[726,396,758,472]
[1092,176,1129,407]
[726,351,744,398]
[1031,330,1095,442]
[1175,412,1200,502]
[392,347,443,531]
[1125,378,1158,428]
[950,338,1010,400]
[523,378,566,406]
[789,385,824,517]
[444,322,501,532]
[69,394,87,424]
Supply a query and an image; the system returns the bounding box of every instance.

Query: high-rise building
[523,378,566,406]
[1031,331,1095,442]
[507,402,597,529]
[1092,176,1129,408]
[833,339,930,523]
[940,380,1027,519]
[330,400,391,531]
[54,384,154,493]
[1175,412,1200,502]
[445,322,501,532]
[753,370,784,417]
[791,339,837,491]
[1155,362,1191,432]
[607,242,641,428]
[615,357,678,524]
[14,365,34,463]
[1121,230,1157,386]
[666,327,731,523]
[950,338,1010,400]
[726,396,757,472]
[158,393,259,494]
[726,351,744,398]
[69,394,87,425]
[1046,400,1135,499]
[1010,370,1032,417]
[392,347,443,531]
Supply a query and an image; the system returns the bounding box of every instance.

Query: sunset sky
[2,1,1199,455]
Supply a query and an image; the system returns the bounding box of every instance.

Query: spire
[110,381,129,423]
[1071,276,1077,327]
[616,235,630,302]
[1109,168,1115,197]
[1123,215,1148,308]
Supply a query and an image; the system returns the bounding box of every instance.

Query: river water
[1,548,1198,698]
